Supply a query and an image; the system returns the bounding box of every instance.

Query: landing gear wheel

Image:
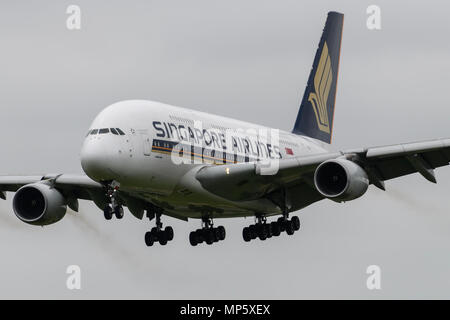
[217,226,226,241]
[285,219,295,235]
[277,217,286,232]
[271,221,281,237]
[249,224,257,239]
[165,226,174,241]
[265,223,272,238]
[195,229,204,244]
[145,231,154,246]
[158,231,168,245]
[114,206,124,219]
[189,231,198,246]
[257,224,268,241]
[205,229,214,245]
[291,216,300,231]
[213,228,221,242]
[243,227,251,242]
[103,206,113,220]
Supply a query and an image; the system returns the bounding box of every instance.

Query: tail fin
[292,11,344,144]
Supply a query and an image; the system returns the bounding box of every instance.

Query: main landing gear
[103,183,124,220]
[189,217,226,246]
[242,214,300,242]
[144,211,174,247]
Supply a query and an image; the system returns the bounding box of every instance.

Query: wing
[195,138,450,211]
[0,174,105,211]
[352,138,450,185]
[0,173,188,221]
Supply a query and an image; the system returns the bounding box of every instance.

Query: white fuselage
[80,100,330,219]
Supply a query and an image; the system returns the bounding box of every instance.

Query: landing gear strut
[242,213,300,242]
[144,210,174,247]
[103,182,124,220]
[189,217,226,246]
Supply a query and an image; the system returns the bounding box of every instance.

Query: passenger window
[90,129,99,135]
[110,128,118,135]
[99,128,109,134]
[116,128,125,135]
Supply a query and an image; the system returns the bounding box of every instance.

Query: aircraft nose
[80,137,115,181]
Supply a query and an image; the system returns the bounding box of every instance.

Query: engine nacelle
[13,183,67,226]
[314,159,369,202]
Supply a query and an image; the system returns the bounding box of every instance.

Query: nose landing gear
[103,182,124,220]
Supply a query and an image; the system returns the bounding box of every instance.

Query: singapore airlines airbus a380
[2,12,450,247]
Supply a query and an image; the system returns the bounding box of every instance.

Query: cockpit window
[88,128,124,136]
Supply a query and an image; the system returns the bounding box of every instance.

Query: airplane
[2,11,450,247]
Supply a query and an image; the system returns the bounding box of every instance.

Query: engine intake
[13,183,67,226]
[314,159,369,202]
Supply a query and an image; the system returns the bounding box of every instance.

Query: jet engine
[314,159,369,202]
[13,182,67,226]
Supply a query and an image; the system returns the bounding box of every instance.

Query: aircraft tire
[189,232,198,246]
[265,223,272,238]
[205,229,214,245]
[285,220,295,235]
[195,229,204,244]
[258,225,268,241]
[114,206,124,219]
[249,225,257,239]
[243,227,251,242]
[292,216,300,231]
[217,226,226,241]
[213,228,221,242]
[271,221,281,236]
[165,226,174,241]
[104,206,113,220]
[277,217,286,232]
[145,231,154,246]
[158,231,168,245]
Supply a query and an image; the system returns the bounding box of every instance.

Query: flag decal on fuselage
[285,147,294,155]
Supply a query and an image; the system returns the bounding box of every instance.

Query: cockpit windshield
[87,128,125,136]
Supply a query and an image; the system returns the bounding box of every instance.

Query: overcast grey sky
[1,0,450,299]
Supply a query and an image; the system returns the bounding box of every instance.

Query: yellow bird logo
[308,42,333,133]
